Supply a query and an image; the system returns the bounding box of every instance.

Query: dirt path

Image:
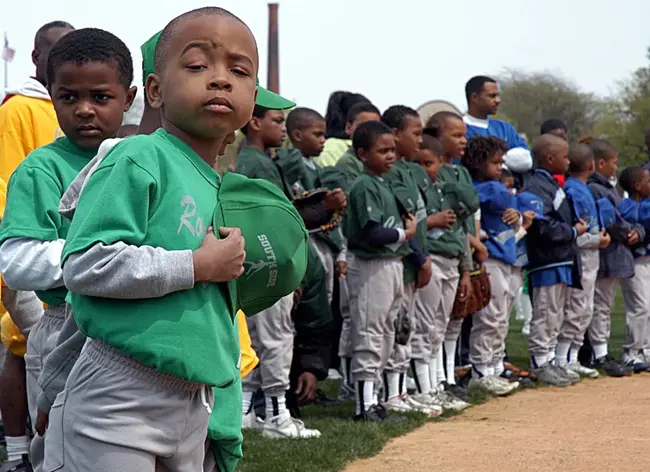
[344,375,650,472]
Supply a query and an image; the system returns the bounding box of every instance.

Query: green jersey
[384,159,428,283]
[235,146,290,197]
[62,129,239,388]
[424,181,468,259]
[0,137,96,305]
[335,147,363,189]
[346,172,410,259]
[438,163,477,236]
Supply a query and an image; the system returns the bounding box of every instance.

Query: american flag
[2,34,15,63]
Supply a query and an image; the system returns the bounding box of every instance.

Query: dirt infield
[344,375,650,472]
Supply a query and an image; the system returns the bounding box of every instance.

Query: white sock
[242,390,254,416]
[493,360,505,376]
[569,345,580,364]
[6,436,30,462]
[265,394,287,419]
[383,371,401,401]
[341,357,351,385]
[436,347,445,386]
[592,342,608,360]
[531,354,548,368]
[429,355,438,392]
[399,373,408,396]
[547,352,556,365]
[355,380,375,415]
[556,341,571,365]
[444,340,457,385]
[413,359,431,394]
[472,363,489,379]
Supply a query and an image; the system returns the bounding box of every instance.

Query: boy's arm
[533,206,576,243]
[1,288,43,337]
[62,156,194,299]
[0,238,65,290]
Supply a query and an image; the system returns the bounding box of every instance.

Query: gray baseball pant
[241,294,294,396]
[42,340,212,472]
[338,274,352,358]
[589,278,618,346]
[528,283,568,366]
[620,256,650,352]
[559,249,599,348]
[349,256,404,382]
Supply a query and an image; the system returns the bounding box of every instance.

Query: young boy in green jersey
[0,28,136,472]
[345,120,417,422]
[42,9,259,471]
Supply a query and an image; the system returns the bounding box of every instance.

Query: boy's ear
[146,74,163,110]
[357,148,368,163]
[344,121,353,136]
[291,129,302,143]
[124,86,137,113]
[248,116,262,133]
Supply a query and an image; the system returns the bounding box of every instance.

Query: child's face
[148,15,258,141]
[482,151,504,182]
[440,117,467,159]
[292,119,326,157]
[415,148,443,182]
[345,112,381,137]
[501,174,515,190]
[597,152,619,179]
[394,115,423,159]
[548,140,570,174]
[637,169,650,198]
[359,133,396,176]
[50,61,135,150]
[256,110,286,148]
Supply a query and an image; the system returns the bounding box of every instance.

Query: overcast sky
[2,0,649,114]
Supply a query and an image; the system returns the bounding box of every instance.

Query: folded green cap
[214,172,308,316]
[141,31,295,110]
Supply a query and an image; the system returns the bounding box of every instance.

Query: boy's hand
[417,257,432,289]
[324,189,347,211]
[193,227,246,282]
[293,286,303,307]
[35,409,49,436]
[471,239,489,263]
[502,208,520,226]
[404,214,417,239]
[599,229,611,249]
[296,371,318,404]
[457,271,473,301]
[336,260,348,277]
[522,210,537,230]
[429,210,456,229]
[628,230,641,246]
[574,219,588,236]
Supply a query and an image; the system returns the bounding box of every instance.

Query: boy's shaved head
[154,7,255,74]
[286,107,324,136]
[568,143,594,173]
[533,134,566,162]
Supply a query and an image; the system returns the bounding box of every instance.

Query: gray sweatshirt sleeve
[36,309,85,413]
[1,288,44,337]
[577,232,601,249]
[460,237,473,272]
[63,242,195,299]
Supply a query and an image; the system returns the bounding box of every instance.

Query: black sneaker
[591,355,631,377]
[353,404,405,422]
[442,381,470,402]
[1,455,33,472]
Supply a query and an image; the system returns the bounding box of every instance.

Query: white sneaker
[242,411,264,431]
[382,395,415,413]
[469,375,516,396]
[327,368,342,380]
[494,375,520,391]
[406,375,417,392]
[411,393,445,416]
[521,323,530,336]
[435,390,471,412]
[566,361,599,379]
[402,394,442,417]
[263,413,321,439]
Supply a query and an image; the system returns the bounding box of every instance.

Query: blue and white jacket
[618,198,650,258]
[475,181,518,265]
[564,177,601,250]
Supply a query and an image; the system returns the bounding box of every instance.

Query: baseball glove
[292,188,343,234]
[394,307,412,345]
[452,264,491,319]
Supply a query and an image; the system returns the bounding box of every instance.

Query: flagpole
[3,33,8,92]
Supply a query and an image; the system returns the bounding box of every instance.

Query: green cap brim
[141,31,295,110]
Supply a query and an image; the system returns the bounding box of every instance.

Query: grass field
[0,293,628,470]
[239,291,627,472]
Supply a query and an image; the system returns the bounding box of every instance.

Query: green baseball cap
[141,31,295,110]
[214,172,308,316]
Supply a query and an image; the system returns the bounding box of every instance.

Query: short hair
[352,121,393,154]
[35,21,74,48]
[241,105,270,136]
[465,75,496,104]
[462,136,508,179]
[382,105,419,131]
[424,111,463,138]
[541,118,567,135]
[579,136,617,161]
[324,91,370,139]
[155,7,249,74]
[619,166,645,194]
[420,134,443,156]
[286,107,324,136]
[568,143,594,173]
[346,102,380,125]
[46,28,133,89]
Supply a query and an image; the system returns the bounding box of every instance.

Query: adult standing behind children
[463,76,533,183]
[0,20,73,472]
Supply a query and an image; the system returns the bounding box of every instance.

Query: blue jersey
[475,180,517,265]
